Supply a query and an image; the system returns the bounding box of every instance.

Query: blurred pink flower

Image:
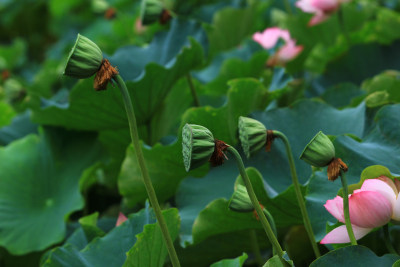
[252,27,303,66]
[116,212,128,226]
[321,177,400,244]
[296,0,350,26]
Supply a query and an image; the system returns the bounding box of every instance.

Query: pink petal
[349,191,392,228]
[360,178,397,207]
[310,0,339,12]
[276,41,303,62]
[116,212,128,226]
[324,196,345,223]
[391,196,400,221]
[308,11,330,26]
[296,0,319,13]
[252,27,291,49]
[320,224,371,244]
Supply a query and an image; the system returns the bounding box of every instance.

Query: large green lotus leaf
[194,40,263,85]
[177,228,267,267]
[0,39,26,70]
[320,83,365,108]
[118,141,206,207]
[192,199,263,245]
[0,128,102,255]
[0,111,38,146]
[123,208,180,267]
[309,246,400,266]
[334,104,400,185]
[182,78,269,145]
[210,253,248,267]
[205,3,258,56]
[0,101,15,128]
[42,205,177,267]
[249,99,365,192]
[201,50,269,96]
[361,71,400,108]
[176,158,239,245]
[305,171,341,241]
[118,78,269,207]
[31,19,206,145]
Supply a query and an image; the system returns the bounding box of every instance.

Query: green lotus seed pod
[228,184,254,212]
[140,0,164,25]
[238,116,267,158]
[300,131,335,167]
[182,124,215,172]
[64,34,103,79]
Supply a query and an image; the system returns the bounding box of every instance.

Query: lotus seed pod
[300,131,335,167]
[140,0,164,25]
[228,184,254,212]
[238,116,267,158]
[182,124,215,172]
[64,34,103,79]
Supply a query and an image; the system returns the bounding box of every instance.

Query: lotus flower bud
[140,0,164,25]
[64,34,103,79]
[182,124,215,172]
[238,116,267,158]
[300,131,335,167]
[228,184,254,212]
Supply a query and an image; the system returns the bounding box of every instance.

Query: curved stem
[249,229,264,266]
[339,169,357,246]
[263,208,277,256]
[383,224,398,255]
[186,73,200,107]
[113,74,181,267]
[272,131,321,258]
[227,146,287,266]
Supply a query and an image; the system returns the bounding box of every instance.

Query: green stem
[113,74,181,267]
[227,146,287,266]
[272,131,321,258]
[249,229,264,266]
[383,224,398,255]
[186,73,200,107]
[283,0,292,15]
[339,169,357,246]
[263,208,277,256]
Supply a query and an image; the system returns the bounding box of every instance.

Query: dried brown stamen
[327,158,348,181]
[94,59,118,91]
[265,130,277,152]
[1,70,10,81]
[159,9,172,24]
[253,203,265,221]
[104,7,117,20]
[209,139,229,166]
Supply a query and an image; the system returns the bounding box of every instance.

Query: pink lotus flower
[252,27,303,66]
[321,177,400,244]
[116,212,128,226]
[296,0,351,26]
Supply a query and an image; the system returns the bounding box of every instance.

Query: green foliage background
[1,0,400,266]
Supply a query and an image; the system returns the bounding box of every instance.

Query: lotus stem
[273,130,321,258]
[339,169,357,246]
[227,146,287,266]
[113,74,181,267]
